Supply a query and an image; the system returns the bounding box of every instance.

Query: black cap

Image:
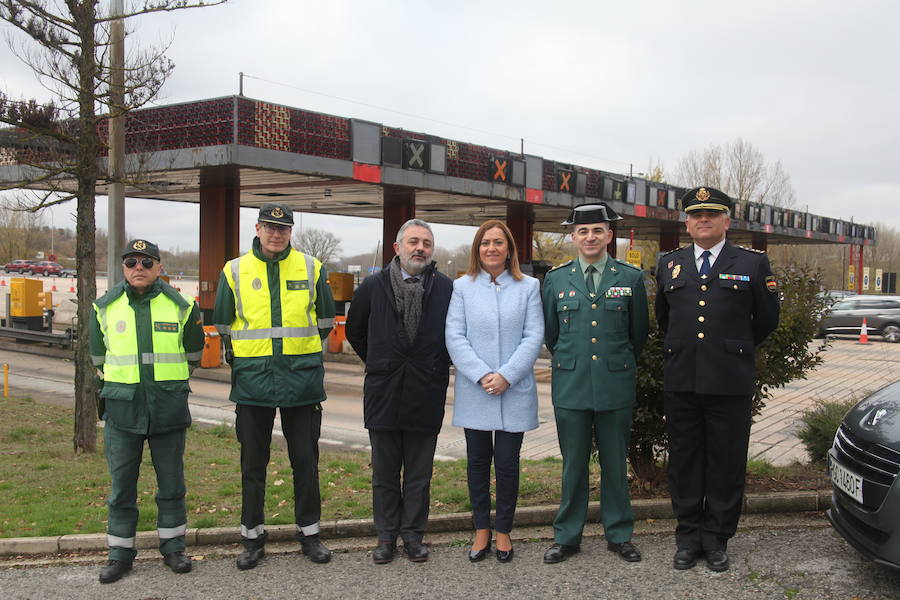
[121,239,160,261]
[561,202,623,225]
[258,203,294,226]
[681,187,732,213]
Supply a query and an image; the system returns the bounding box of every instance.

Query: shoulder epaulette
[549,260,574,272]
[737,245,766,254]
[612,258,641,272]
[660,246,687,257]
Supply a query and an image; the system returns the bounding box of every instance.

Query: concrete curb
[0,490,833,557]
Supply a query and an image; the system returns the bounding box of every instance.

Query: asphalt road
[1,523,898,600]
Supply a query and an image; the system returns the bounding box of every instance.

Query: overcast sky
[2,0,899,257]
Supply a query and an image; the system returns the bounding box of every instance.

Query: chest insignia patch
[667,260,674,269]
[719,274,750,281]
[605,287,633,298]
[286,280,309,291]
[115,320,127,334]
[558,291,564,299]
[569,290,576,297]
[252,277,262,290]
[766,275,778,292]
[154,321,179,333]
[672,264,681,279]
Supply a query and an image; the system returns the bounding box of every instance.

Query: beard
[400,253,428,275]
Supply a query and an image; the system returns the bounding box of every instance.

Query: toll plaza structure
[0,95,876,315]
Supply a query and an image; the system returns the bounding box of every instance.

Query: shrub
[796,398,858,462]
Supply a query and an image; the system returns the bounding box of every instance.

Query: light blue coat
[445,270,544,432]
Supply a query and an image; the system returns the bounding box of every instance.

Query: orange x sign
[559,171,572,192]
[493,159,508,181]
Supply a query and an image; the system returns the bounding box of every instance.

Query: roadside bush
[796,398,858,462]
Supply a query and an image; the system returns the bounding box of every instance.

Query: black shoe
[469,539,491,563]
[543,543,580,564]
[403,540,429,562]
[673,548,701,570]
[373,540,396,565]
[607,541,641,562]
[99,560,132,584]
[705,549,730,572]
[236,546,265,570]
[495,547,514,563]
[163,551,192,574]
[299,533,332,564]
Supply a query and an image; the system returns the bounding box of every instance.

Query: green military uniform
[90,277,204,563]
[542,255,649,546]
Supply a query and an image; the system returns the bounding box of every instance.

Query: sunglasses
[259,222,291,234]
[123,257,156,269]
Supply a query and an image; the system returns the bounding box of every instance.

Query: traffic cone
[858,318,870,345]
[68,282,76,293]
[0,278,6,286]
[51,279,57,292]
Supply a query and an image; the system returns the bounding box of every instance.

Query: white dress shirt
[693,238,727,273]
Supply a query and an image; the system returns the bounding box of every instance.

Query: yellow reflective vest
[223,248,324,357]
[94,289,196,384]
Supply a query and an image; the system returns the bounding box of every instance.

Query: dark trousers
[104,424,187,562]
[369,430,438,544]
[464,429,524,534]
[553,406,635,545]
[236,403,322,542]
[664,392,753,552]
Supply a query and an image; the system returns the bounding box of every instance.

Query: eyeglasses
[260,222,291,234]
[123,257,155,269]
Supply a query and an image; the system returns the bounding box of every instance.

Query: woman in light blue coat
[445,219,544,563]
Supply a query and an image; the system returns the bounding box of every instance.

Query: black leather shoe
[495,547,514,563]
[673,548,701,570]
[99,560,132,584]
[705,549,730,572]
[543,543,580,564]
[469,539,491,562]
[236,546,265,570]
[607,541,642,562]
[163,551,192,573]
[299,534,332,564]
[403,540,429,562]
[373,540,396,565]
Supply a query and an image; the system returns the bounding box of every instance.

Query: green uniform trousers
[553,405,634,546]
[104,423,187,562]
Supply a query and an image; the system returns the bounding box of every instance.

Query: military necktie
[699,250,712,278]
[585,265,596,295]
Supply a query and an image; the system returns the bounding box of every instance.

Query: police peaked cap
[121,238,160,261]
[258,203,294,226]
[680,187,733,213]
[562,203,623,226]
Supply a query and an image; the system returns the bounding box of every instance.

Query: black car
[827,380,900,572]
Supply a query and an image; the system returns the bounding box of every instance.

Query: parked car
[60,268,76,278]
[3,259,36,274]
[816,295,900,343]
[30,261,64,277]
[827,380,900,572]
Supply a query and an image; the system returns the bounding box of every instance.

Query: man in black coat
[346,218,453,564]
[655,187,780,573]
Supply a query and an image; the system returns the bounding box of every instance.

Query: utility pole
[107,0,126,286]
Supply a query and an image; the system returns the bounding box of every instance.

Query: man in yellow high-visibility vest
[91,239,204,584]
[213,204,336,570]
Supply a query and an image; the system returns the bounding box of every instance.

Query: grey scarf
[388,256,425,345]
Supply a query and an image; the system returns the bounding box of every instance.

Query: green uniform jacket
[212,238,335,407]
[90,279,205,435]
[542,257,649,411]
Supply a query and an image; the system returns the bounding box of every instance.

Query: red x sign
[559,171,572,192]
[492,159,508,181]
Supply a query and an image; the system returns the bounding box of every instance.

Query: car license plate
[830,458,864,503]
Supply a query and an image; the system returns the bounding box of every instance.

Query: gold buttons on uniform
[591,338,597,343]
[699,300,706,307]
[733,284,738,290]
[591,321,597,326]
[592,304,597,309]
[698,316,705,322]
[698,332,705,339]
[700,285,708,291]
[563,306,568,311]
[592,355,598,361]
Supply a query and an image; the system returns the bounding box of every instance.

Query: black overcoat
[345,261,453,434]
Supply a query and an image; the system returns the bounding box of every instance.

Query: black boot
[99,560,132,583]
[236,532,267,571]
[299,533,332,564]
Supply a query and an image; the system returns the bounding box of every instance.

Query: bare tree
[533,231,574,266]
[674,138,796,207]
[0,0,226,453]
[292,227,343,266]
